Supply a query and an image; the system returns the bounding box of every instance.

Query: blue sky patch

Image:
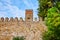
[0,0,38,19]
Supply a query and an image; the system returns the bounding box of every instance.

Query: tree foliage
[38,0,54,20]
[43,7,60,40]
[38,0,60,40]
[13,36,25,40]
[38,0,60,20]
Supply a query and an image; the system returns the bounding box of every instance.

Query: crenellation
[5,17,9,22]
[10,17,14,22]
[20,17,24,22]
[0,17,4,22]
[0,17,40,23]
[14,17,18,22]
[34,18,37,22]
[0,17,40,26]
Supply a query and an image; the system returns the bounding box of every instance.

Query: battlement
[0,10,42,22]
[0,17,39,22]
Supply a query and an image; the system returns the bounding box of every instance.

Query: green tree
[43,7,60,40]
[38,0,60,40]
[13,36,25,40]
[37,0,60,20]
[56,2,60,11]
[38,0,53,20]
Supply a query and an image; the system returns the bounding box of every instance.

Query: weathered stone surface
[0,21,46,40]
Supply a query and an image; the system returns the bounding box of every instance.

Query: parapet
[0,17,41,22]
[0,17,24,22]
[9,17,14,22]
[20,17,24,22]
[0,17,4,22]
[15,17,18,22]
[5,17,9,22]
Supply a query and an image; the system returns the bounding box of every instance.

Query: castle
[0,10,46,40]
[0,10,38,22]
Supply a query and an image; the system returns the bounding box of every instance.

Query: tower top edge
[26,9,33,11]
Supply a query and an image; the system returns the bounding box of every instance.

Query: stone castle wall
[0,10,47,40]
[0,19,46,40]
[0,17,46,40]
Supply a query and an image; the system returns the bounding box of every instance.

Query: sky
[0,0,38,19]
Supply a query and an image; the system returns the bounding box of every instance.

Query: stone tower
[25,10,33,22]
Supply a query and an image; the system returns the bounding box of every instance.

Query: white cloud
[22,0,35,9]
[7,5,25,17]
[0,0,11,4]
[22,0,30,8]
[0,0,25,18]
[6,4,25,17]
[0,12,7,17]
[0,0,38,19]
[22,0,38,10]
